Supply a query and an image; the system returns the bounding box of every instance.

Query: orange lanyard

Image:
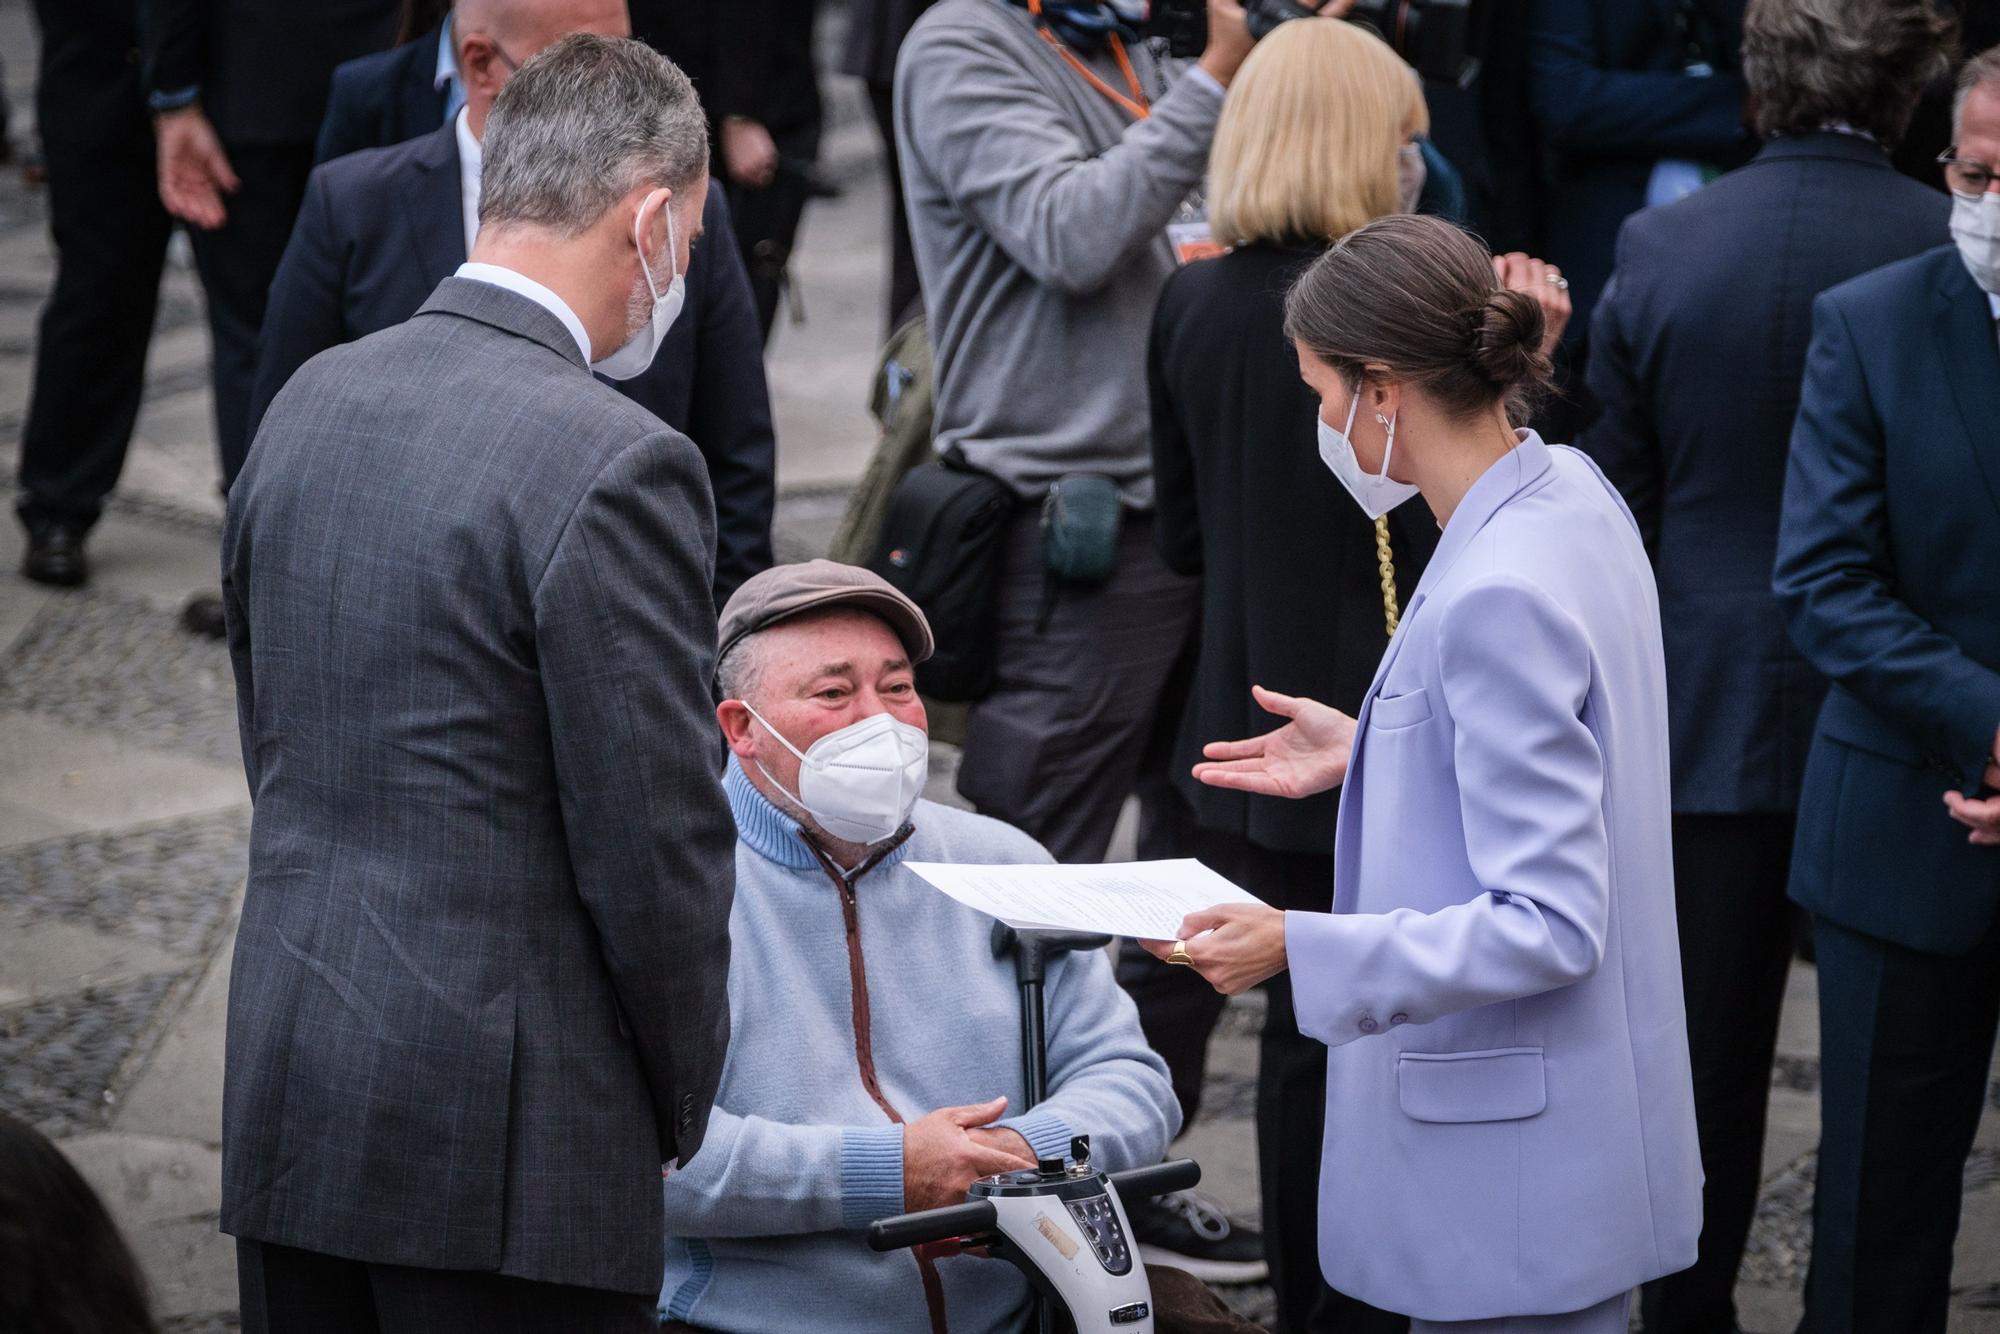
[1028,0,1151,120]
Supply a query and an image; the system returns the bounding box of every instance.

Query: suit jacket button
[1390,1013,1409,1025]
[1358,1016,1378,1034]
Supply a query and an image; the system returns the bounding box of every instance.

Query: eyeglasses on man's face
[1938,149,1998,196]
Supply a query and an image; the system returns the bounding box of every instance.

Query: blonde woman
[1135,18,1568,1332]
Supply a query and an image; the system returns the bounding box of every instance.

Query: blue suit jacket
[1286,435,1701,1321]
[250,123,775,604]
[314,25,446,166]
[1527,0,1753,345]
[1580,133,1948,814]
[1774,246,2000,955]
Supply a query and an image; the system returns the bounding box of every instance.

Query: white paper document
[903,858,1265,941]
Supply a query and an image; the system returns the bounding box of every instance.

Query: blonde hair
[1206,18,1429,248]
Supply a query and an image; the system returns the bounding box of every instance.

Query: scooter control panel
[1064,1191,1133,1276]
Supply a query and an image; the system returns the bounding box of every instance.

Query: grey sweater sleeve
[898,23,1222,297]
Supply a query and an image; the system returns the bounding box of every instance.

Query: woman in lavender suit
[1147,215,1702,1333]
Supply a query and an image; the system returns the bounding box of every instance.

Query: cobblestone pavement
[0,3,1996,1329]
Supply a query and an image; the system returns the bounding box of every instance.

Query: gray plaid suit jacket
[219,276,735,1295]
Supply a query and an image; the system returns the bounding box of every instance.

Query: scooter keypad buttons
[1064,1192,1133,1276]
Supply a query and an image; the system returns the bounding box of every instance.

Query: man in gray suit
[219,35,734,1332]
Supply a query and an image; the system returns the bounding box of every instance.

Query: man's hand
[904,1096,1037,1213]
[1193,685,1356,799]
[721,116,780,190]
[155,106,239,230]
[1493,252,1572,356]
[1196,0,1255,87]
[1139,902,1289,995]
[1943,728,2000,846]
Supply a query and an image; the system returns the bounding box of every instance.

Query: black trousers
[16,0,173,532]
[1640,812,1800,1334]
[1116,822,1407,1334]
[866,78,922,330]
[186,142,315,490]
[236,1239,656,1334]
[1798,909,2000,1334]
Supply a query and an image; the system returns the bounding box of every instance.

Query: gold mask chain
[1374,515,1401,638]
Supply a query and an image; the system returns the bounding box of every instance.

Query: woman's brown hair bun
[1469,288,1550,390]
[1283,214,1555,423]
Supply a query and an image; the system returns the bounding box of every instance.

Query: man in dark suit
[841,0,939,327]
[314,16,456,164]
[252,0,774,603]
[1773,49,2000,1334]
[650,0,824,341]
[12,0,175,588]
[1577,3,1954,1329]
[139,0,400,491]
[222,36,734,1331]
[1527,0,1754,353]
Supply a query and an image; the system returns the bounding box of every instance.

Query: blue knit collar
[724,758,918,877]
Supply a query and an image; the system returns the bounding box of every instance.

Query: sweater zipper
[804,832,950,1334]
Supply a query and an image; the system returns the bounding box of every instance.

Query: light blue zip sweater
[659,761,1180,1332]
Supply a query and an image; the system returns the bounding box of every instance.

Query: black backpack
[867,457,1020,702]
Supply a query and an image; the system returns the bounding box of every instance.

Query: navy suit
[1774,245,2000,1331]
[1526,0,1753,348]
[1580,132,1946,1334]
[250,124,776,604]
[315,24,446,165]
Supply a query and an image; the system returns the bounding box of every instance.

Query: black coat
[249,125,776,603]
[314,24,445,165]
[1149,243,1438,857]
[139,0,399,146]
[1579,133,1948,815]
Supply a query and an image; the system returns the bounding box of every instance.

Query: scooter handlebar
[865,1160,1201,1253]
[1106,1158,1201,1201]
[868,1199,999,1252]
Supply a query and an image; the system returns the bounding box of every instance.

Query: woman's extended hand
[1140,903,1289,995]
[1492,252,1572,356]
[1192,685,1356,799]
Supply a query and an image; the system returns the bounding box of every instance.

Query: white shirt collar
[1988,292,1999,322]
[453,261,594,364]
[454,106,482,257]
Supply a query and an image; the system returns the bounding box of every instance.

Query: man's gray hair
[480,33,708,236]
[1956,47,2000,140]
[717,632,764,707]
[1741,0,1954,148]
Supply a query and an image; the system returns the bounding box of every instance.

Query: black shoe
[1126,1189,1268,1285]
[180,590,227,640]
[21,521,88,587]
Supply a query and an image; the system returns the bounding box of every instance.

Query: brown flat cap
[717,559,935,667]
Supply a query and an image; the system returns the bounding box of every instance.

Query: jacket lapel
[404,124,468,293]
[1933,257,2000,522]
[1332,435,1557,915]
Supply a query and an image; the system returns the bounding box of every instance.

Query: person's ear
[1372,378,1403,426]
[459,34,510,100]
[717,699,758,759]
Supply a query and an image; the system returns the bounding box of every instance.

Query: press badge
[1168,220,1227,266]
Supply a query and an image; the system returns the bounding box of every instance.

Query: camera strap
[1027,0,1152,119]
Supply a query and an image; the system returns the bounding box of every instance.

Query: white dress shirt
[455,107,483,255]
[454,262,594,365]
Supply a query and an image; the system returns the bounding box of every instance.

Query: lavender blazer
[1284,432,1701,1322]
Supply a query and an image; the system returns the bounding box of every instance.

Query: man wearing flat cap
[657,559,1188,1334]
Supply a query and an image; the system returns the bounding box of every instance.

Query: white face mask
[1950,189,2000,295]
[745,705,929,847]
[1317,390,1421,520]
[593,190,686,381]
[1397,141,1427,216]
